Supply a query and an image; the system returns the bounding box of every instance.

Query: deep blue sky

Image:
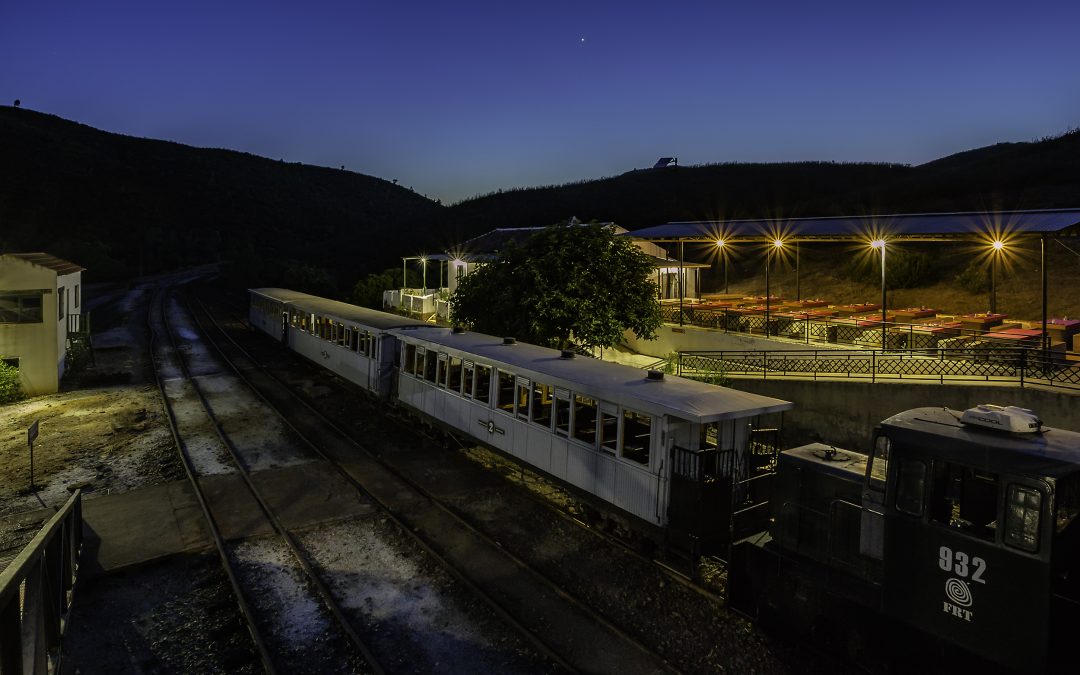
[3,0,1079,204]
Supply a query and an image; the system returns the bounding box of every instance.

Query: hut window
[0,292,43,324]
[621,410,651,465]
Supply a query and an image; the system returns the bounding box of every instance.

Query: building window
[1,357,18,369]
[58,287,66,321]
[0,292,44,324]
[1004,484,1042,552]
[75,284,80,309]
[621,409,651,465]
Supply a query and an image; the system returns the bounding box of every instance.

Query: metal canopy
[625,208,1080,242]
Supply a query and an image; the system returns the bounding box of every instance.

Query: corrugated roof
[3,252,85,274]
[396,326,793,423]
[625,208,1080,242]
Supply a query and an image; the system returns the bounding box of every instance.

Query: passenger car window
[572,395,597,446]
[621,409,651,465]
[1004,484,1042,552]
[475,365,491,404]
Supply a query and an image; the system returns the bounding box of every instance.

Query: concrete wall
[725,377,1080,451]
[624,322,849,359]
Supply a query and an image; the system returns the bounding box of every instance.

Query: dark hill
[0,106,444,287]
[3,105,1078,292]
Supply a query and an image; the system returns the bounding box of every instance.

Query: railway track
[182,290,680,675]
[148,286,380,674]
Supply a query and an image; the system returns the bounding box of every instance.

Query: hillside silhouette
[2,105,1078,291]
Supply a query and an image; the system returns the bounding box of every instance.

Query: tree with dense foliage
[450,223,662,350]
[350,267,420,309]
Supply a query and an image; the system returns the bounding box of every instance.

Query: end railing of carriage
[0,490,83,674]
[674,346,1080,392]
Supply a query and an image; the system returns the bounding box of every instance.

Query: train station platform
[1,460,372,579]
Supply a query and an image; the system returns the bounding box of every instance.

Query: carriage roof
[393,326,793,424]
[249,288,430,331]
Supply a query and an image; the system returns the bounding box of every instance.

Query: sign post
[27,420,39,491]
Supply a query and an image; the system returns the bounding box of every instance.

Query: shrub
[955,261,989,294]
[0,361,23,404]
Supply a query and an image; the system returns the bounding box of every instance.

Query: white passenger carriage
[249,288,428,397]
[394,328,793,529]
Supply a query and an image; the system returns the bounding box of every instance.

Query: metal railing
[0,490,83,674]
[676,347,1080,391]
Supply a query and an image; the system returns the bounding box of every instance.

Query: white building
[0,253,86,395]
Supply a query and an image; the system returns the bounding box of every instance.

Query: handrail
[0,490,83,674]
[676,346,1080,392]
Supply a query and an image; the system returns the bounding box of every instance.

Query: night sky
[3,0,1079,204]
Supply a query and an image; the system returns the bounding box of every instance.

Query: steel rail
[189,292,682,675]
[156,288,384,675]
[145,286,278,675]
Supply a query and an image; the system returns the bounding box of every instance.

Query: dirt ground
[0,282,182,530]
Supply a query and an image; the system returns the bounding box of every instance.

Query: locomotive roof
[394,326,793,423]
[881,407,1080,478]
[249,288,431,330]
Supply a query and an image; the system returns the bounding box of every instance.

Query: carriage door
[860,434,889,559]
[280,311,289,344]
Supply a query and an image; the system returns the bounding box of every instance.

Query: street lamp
[765,238,784,336]
[716,239,728,294]
[871,239,886,349]
[990,240,1004,313]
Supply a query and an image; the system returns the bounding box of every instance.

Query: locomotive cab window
[930,462,999,541]
[895,459,927,517]
[867,434,890,492]
[1004,484,1042,552]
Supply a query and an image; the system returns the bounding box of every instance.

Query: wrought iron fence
[0,490,83,674]
[677,347,1080,391]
